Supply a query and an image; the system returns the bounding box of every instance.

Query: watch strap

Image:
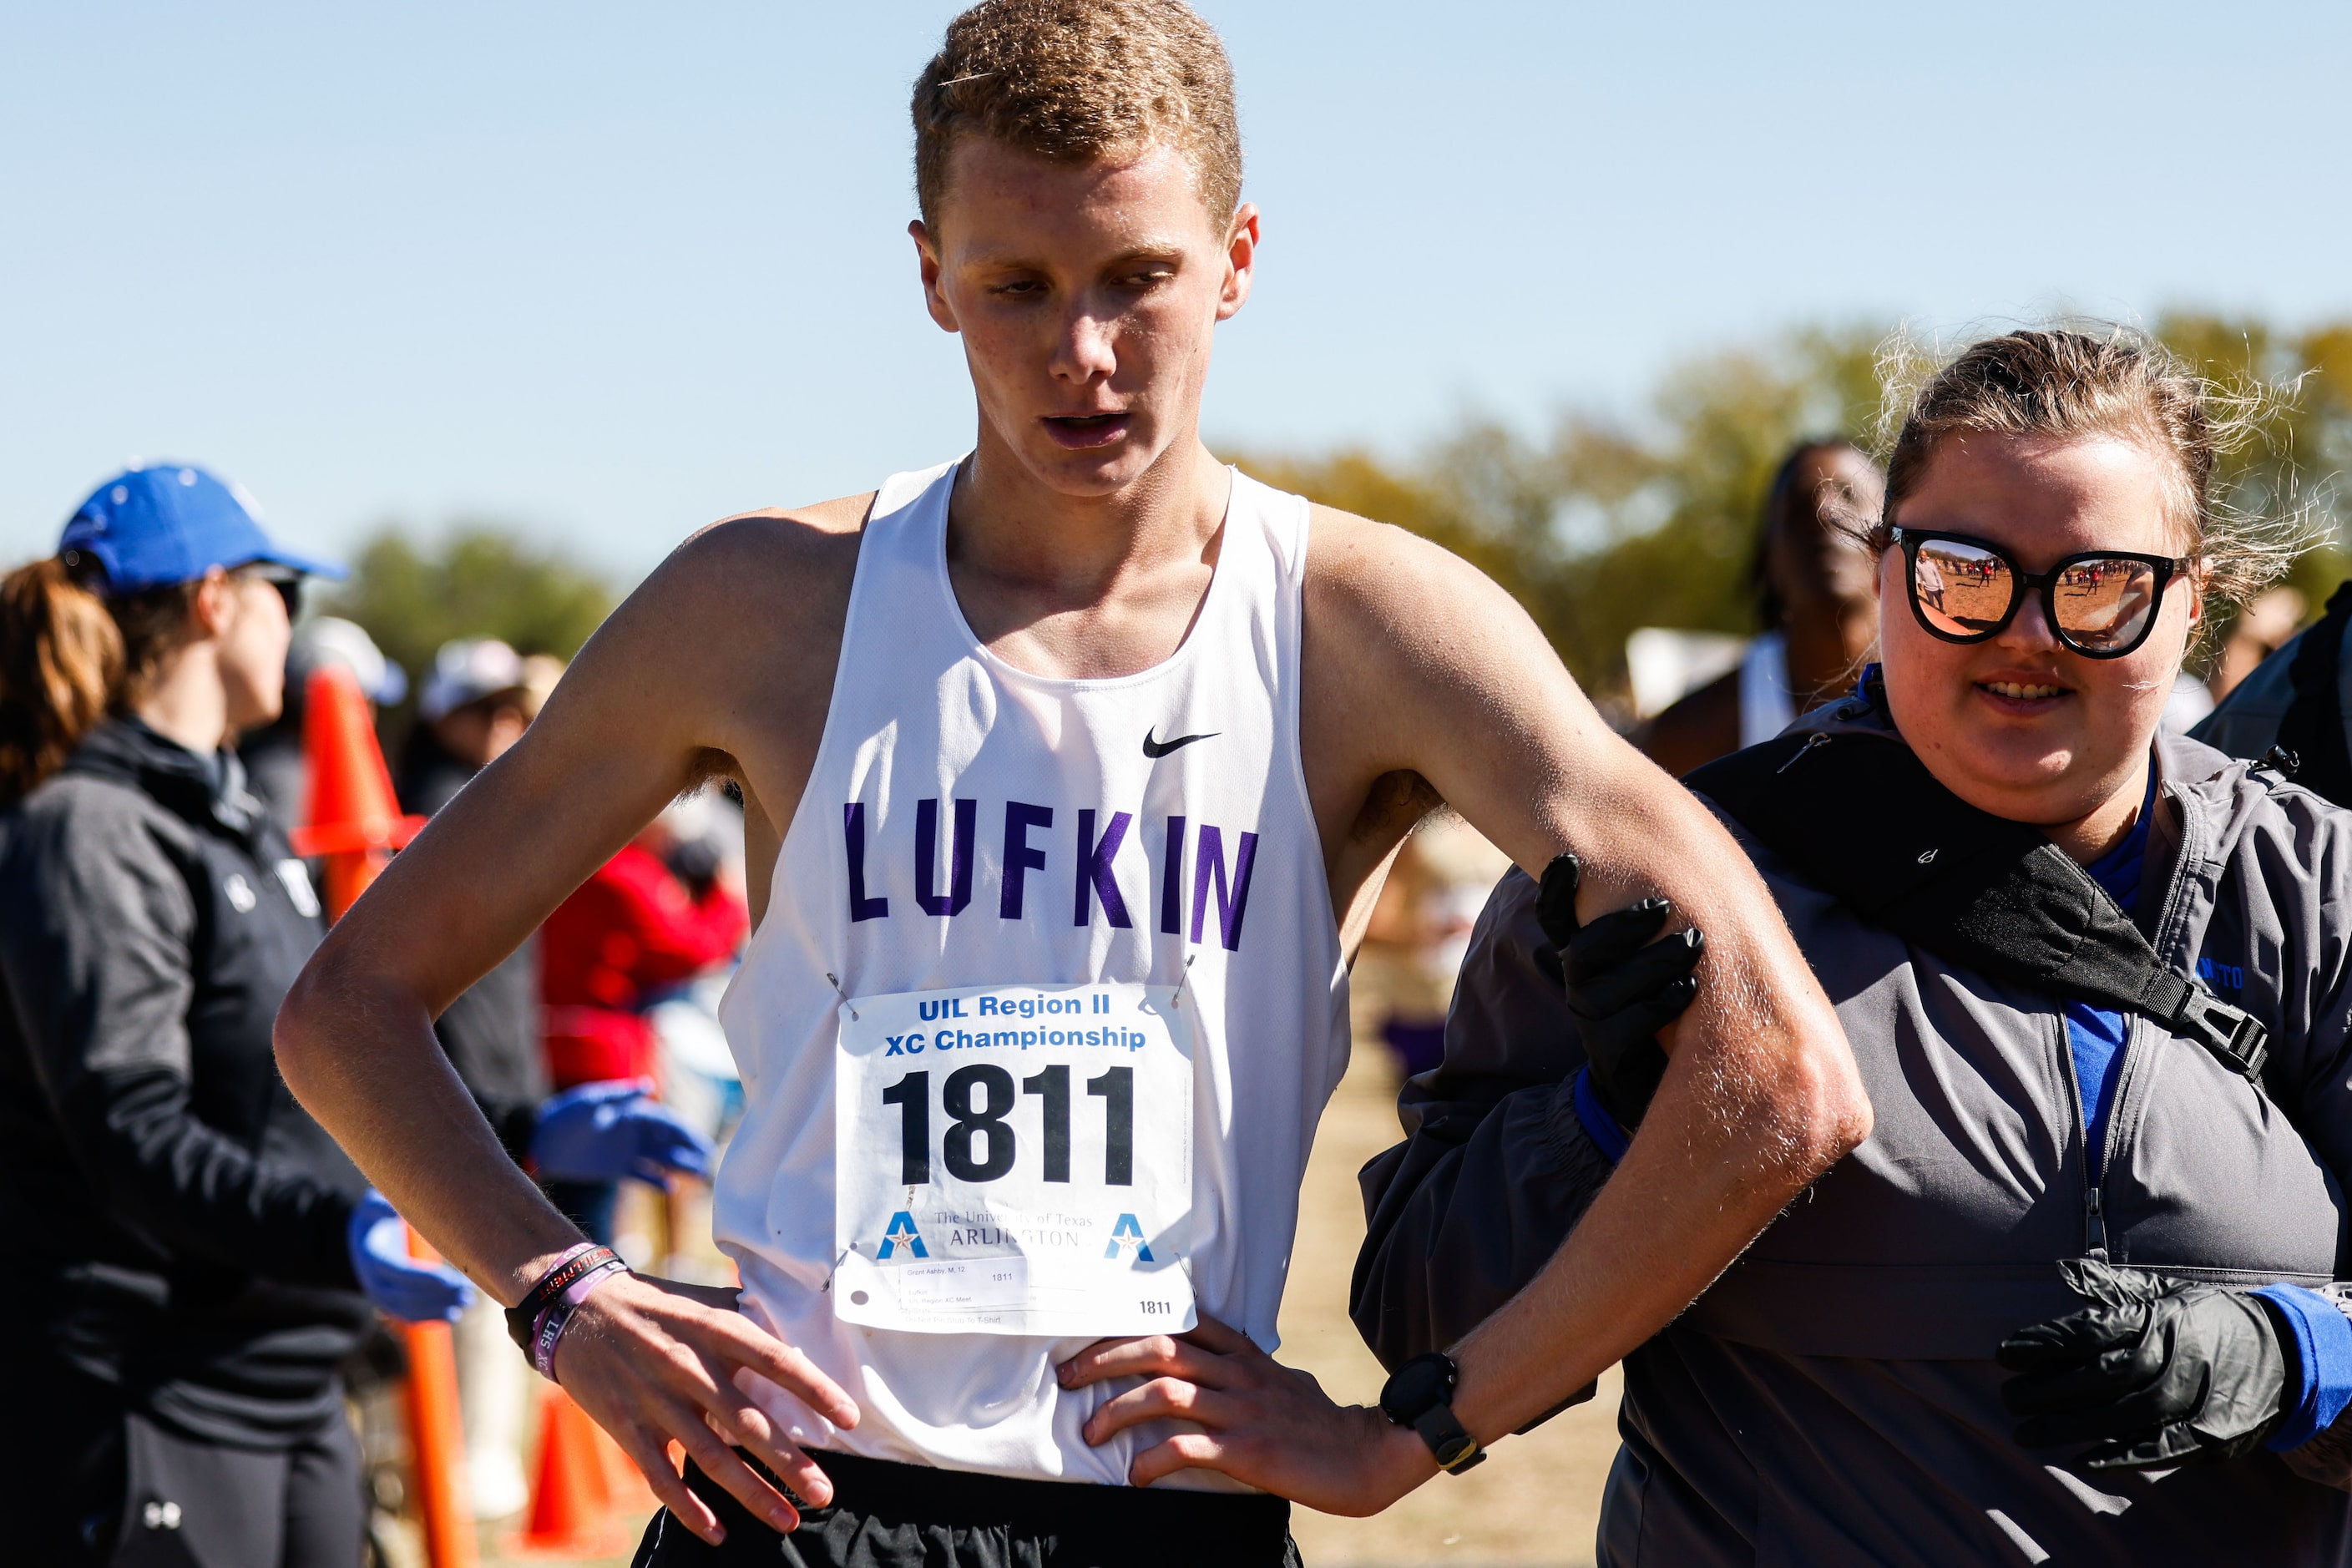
[1380,1350,1487,1474]
[1411,1404,1487,1473]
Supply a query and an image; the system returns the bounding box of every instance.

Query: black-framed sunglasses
[1892,528,2193,660]
[237,562,305,622]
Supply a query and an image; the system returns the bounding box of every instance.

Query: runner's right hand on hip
[1535,852,1702,1130]
[551,1272,860,1549]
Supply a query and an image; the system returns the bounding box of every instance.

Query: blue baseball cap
[58,463,343,594]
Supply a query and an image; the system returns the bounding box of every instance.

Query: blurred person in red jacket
[540,803,747,1241]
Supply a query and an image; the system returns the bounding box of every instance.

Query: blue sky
[5,1,2349,576]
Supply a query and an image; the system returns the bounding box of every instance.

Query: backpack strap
[1688,730,2269,1081]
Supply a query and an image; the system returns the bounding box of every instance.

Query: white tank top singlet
[713,460,1351,1486]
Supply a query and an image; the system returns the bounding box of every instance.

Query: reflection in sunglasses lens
[1912,539,2012,639]
[2052,559,2155,653]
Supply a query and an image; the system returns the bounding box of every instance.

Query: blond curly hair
[912,0,1242,230]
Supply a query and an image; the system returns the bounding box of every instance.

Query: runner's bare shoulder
[544,493,873,790]
[595,493,873,680]
[1299,501,1543,690]
[671,493,872,632]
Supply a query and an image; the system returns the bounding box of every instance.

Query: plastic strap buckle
[2170,990,2270,1081]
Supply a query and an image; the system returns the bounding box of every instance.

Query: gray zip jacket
[1353,693,2352,1565]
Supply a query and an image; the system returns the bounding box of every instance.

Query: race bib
[832,980,1197,1336]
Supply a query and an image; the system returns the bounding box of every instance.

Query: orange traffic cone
[287,664,424,919]
[509,1388,639,1558]
[402,1227,479,1568]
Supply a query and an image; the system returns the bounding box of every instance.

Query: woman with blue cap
[0,465,707,1565]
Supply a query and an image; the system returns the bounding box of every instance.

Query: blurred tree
[1248,317,2352,702]
[2155,312,2352,633]
[319,524,617,729]
[1233,448,1550,623]
[1241,322,1886,697]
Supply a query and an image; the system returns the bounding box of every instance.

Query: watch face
[1381,1353,1455,1422]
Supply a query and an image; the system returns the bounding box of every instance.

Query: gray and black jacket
[0,719,372,1446]
[1354,695,2352,1565]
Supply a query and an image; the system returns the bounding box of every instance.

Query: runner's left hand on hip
[1056,1313,1436,1513]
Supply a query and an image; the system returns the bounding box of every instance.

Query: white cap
[419,637,528,722]
[291,617,407,706]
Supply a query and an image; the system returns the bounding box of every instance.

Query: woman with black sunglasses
[1352,329,2352,1565]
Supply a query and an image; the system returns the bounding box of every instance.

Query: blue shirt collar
[2081,759,2159,913]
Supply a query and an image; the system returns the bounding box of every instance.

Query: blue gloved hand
[346,1191,476,1323]
[531,1080,715,1186]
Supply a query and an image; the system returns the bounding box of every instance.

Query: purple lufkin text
[844,797,1257,951]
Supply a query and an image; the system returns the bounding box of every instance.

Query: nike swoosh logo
[1143,729,1219,759]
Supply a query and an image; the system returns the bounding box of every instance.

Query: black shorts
[631,1449,1299,1568]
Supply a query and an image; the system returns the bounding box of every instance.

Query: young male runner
[276,3,1867,1561]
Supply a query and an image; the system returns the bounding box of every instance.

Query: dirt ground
[474,1044,1612,1568]
[1275,1046,1615,1568]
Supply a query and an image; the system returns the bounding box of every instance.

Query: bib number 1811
[878,1064,1132,1186]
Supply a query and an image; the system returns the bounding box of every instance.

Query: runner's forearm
[1445,990,1862,1439]
[276,956,585,1303]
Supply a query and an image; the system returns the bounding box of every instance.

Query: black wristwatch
[1379,1351,1485,1474]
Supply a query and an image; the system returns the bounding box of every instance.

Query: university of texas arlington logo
[878,1211,928,1260]
[1105,1212,1152,1262]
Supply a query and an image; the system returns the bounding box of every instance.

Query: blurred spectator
[1352,817,1510,1078]
[519,649,566,716]
[238,616,406,835]
[2160,669,2218,734]
[2210,585,2307,705]
[1639,441,1884,775]
[0,466,425,1566]
[2194,582,2347,792]
[395,638,546,1120]
[540,802,748,1241]
[393,638,543,1519]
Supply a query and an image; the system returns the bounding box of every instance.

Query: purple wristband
[529,1257,630,1380]
[503,1242,609,1354]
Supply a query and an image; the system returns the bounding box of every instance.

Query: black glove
[1531,852,1702,1130]
[1998,1258,2289,1470]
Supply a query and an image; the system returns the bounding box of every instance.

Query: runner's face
[915,136,1256,497]
[1877,431,2200,828]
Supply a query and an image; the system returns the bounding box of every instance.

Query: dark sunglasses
[1892,528,2193,660]
[237,562,305,622]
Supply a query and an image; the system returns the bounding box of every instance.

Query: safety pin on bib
[1170,952,1199,1010]
[825,972,861,1021]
